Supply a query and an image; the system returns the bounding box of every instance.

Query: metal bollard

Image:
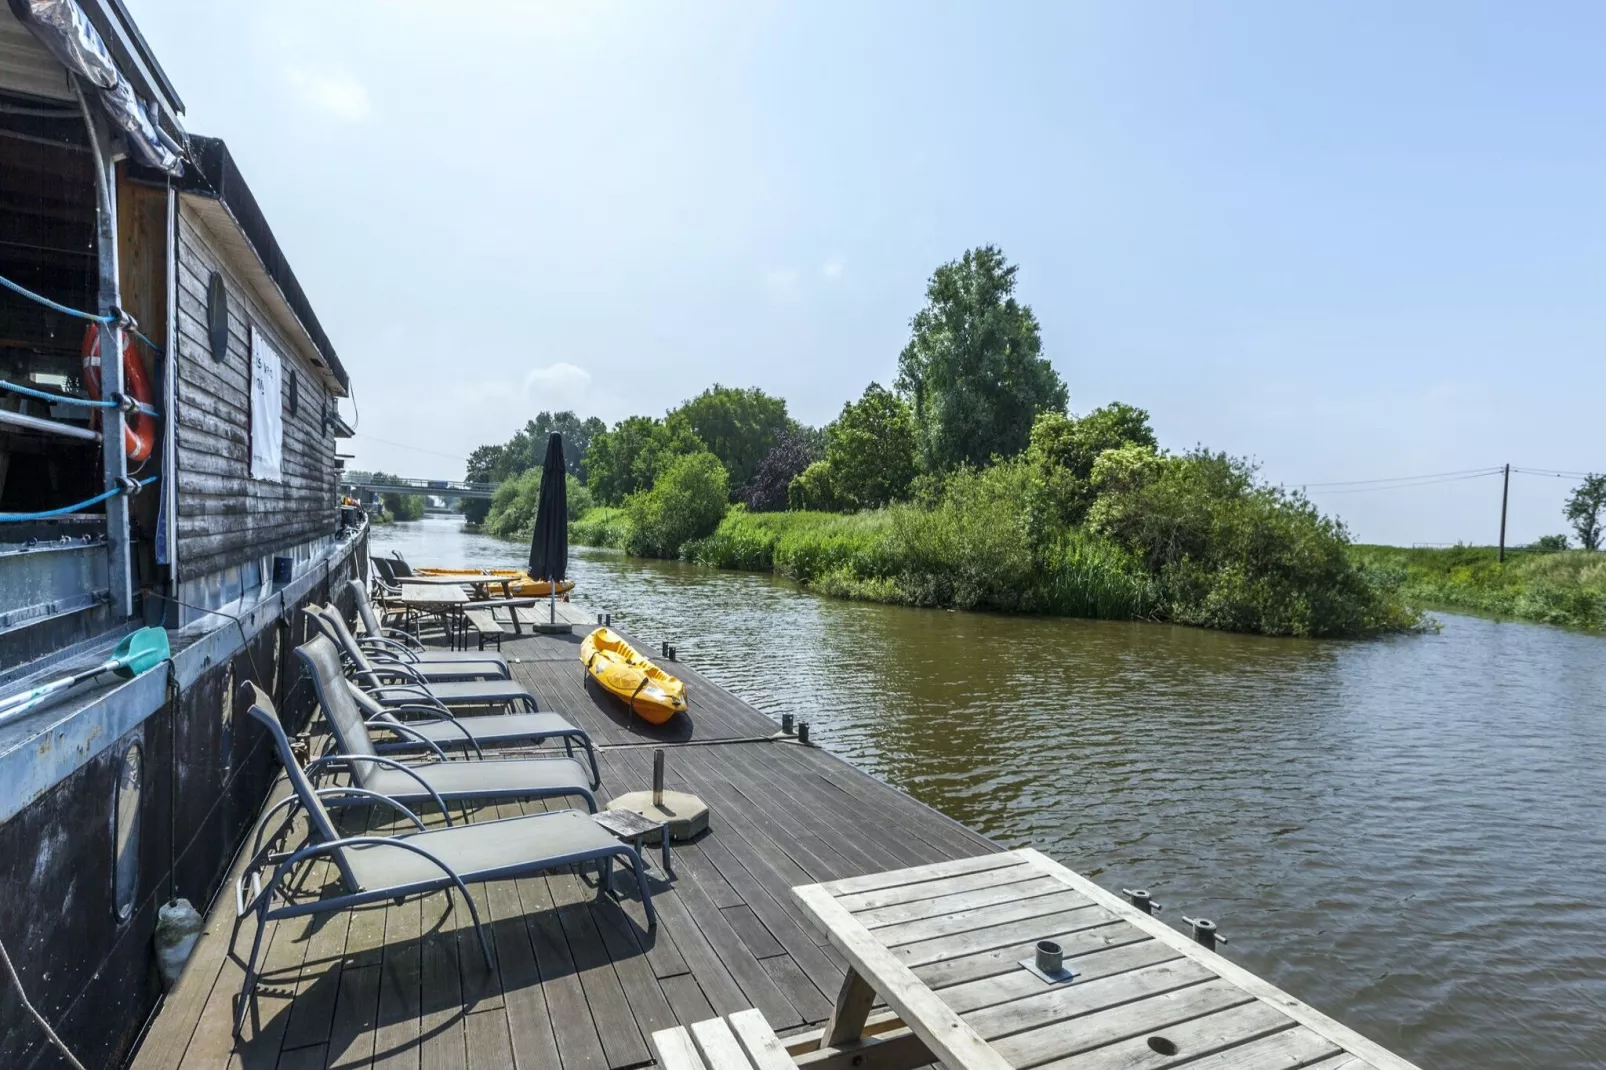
[797,721,811,745]
[1122,888,1162,915]
[661,640,669,657]
[669,645,677,660]
[780,712,795,735]
[605,613,612,626]
[597,613,603,624]
[653,749,665,807]
[1181,916,1226,950]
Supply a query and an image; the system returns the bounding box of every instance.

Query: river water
[374,516,1605,1069]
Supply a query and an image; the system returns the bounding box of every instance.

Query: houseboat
[1,2,366,1066]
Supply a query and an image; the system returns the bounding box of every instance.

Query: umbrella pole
[550,587,556,624]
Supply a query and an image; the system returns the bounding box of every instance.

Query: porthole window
[287,370,299,418]
[113,743,143,921]
[207,272,229,361]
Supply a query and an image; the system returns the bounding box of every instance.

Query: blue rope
[0,379,116,409]
[0,475,159,523]
[130,329,164,356]
[0,272,112,325]
[0,272,165,355]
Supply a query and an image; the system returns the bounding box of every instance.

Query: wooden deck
[128,603,1418,1070]
[129,606,994,1070]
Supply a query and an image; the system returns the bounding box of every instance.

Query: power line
[1512,467,1597,479]
[1309,470,1505,495]
[350,433,467,463]
[1299,466,1503,489]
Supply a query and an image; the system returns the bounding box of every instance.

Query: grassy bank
[573,485,1416,637]
[1353,545,1606,630]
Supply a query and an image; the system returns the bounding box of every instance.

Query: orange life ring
[82,323,155,464]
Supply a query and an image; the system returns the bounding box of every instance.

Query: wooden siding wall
[172,204,336,580]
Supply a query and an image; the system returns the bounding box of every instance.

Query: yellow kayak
[580,627,687,725]
[413,568,574,599]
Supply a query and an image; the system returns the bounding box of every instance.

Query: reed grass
[1353,544,1606,630]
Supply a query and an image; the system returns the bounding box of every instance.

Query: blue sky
[133,1,1603,544]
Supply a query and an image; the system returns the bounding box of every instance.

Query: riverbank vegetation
[1352,545,1606,630]
[469,245,1422,638]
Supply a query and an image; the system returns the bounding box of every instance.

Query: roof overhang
[171,136,350,396]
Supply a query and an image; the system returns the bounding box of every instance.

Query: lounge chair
[306,606,536,709]
[233,682,654,1035]
[342,672,601,788]
[294,634,598,813]
[347,578,512,677]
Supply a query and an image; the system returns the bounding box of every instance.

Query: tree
[1565,474,1606,551]
[462,444,508,525]
[1026,403,1159,529]
[1529,534,1570,552]
[673,385,790,495]
[896,245,1067,472]
[583,414,704,504]
[624,452,730,558]
[584,415,656,505]
[788,460,839,511]
[745,424,822,512]
[822,383,918,509]
[369,472,425,521]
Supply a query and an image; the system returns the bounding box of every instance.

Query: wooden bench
[462,608,506,651]
[651,1010,795,1070]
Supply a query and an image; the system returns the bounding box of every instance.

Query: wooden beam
[793,884,1014,1070]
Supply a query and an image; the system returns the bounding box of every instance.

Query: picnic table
[790,847,1417,1070]
[391,572,519,598]
[395,583,474,649]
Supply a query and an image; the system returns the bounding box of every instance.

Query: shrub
[570,506,631,548]
[788,460,841,511]
[1090,451,1416,636]
[483,470,592,538]
[623,452,730,558]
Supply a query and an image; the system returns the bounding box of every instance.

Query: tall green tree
[673,385,790,494]
[584,414,705,505]
[822,383,918,509]
[896,245,1067,472]
[1565,473,1606,551]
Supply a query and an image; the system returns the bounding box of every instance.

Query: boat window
[207,271,229,360]
[287,369,299,418]
[113,743,142,921]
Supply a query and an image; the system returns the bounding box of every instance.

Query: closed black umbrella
[528,433,568,623]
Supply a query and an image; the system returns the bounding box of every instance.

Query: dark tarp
[528,433,568,581]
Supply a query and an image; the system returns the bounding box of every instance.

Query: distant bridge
[341,475,499,501]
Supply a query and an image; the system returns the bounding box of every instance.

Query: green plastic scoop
[0,627,170,724]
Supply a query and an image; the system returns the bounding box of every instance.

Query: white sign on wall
[250,325,284,482]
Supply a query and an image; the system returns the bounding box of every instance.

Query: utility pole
[1498,463,1510,562]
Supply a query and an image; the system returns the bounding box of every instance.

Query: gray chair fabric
[347,681,601,788]
[233,683,655,1036]
[296,634,597,811]
[306,606,535,708]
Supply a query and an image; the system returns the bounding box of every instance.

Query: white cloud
[286,68,371,121]
[822,259,844,280]
[522,362,592,408]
